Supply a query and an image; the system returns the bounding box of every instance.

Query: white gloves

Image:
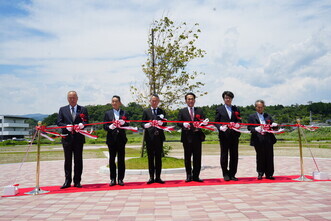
[220,125,228,132]
[255,126,262,133]
[144,123,151,129]
[67,124,84,132]
[183,122,190,129]
[66,124,73,132]
[158,114,164,119]
[271,123,278,127]
[109,119,125,130]
[202,118,209,126]
[78,123,84,129]
[158,120,163,126]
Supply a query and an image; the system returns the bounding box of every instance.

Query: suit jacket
[177,107,206,143]
[103,109,129,145]
[57,105,89,144]
[215,105,241,139]
[247,112,277,146]
[142,108,166,142]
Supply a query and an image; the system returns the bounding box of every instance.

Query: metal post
[293,119,312,181]
[140,130,146,157]
[25,121,49,195]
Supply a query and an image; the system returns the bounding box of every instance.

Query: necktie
[71,107,76,121]
[190,107,194,121]
[153,109,157,115]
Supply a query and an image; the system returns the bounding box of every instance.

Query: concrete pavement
[1,153,331,220]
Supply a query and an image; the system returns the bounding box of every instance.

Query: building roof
[0,115,30,119]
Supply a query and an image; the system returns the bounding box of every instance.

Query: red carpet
[3,175,330,197]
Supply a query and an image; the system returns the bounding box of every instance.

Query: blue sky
[0,0,330,115]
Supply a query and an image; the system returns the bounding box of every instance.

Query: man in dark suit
[215,91,241,181]
[248,99,277,180]
[177,92,206,182]
[57,91,89,189]
[142,94,166,184]
[103,95,129,186]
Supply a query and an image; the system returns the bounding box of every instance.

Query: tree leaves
[130,16,207,110]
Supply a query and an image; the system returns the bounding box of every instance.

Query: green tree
[43,113,58,126]
[131,16,207,109]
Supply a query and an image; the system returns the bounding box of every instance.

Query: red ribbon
[150,120,175,132]
[36,125,67,140]
[113,120,138,132]
[37,119,319,142]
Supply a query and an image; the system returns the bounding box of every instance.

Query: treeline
[41,102,331,127]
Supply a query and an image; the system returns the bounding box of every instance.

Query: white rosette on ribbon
[151,120,175,132]
[74,125,98,139]
[255,124,284,135]
[227,122,250,134]
[113,120,138,132]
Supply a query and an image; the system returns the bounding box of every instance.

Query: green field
[1,127,330,165]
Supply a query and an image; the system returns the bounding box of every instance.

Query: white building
[0,115,30,140]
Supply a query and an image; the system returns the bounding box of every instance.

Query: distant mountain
[19,113,49,121]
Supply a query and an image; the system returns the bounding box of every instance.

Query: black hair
[151,94,159,99]
[222,91,234,99]
[185,92,196,100]
[112,95,121,102]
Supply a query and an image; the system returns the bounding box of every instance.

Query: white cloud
[0,0,330,115]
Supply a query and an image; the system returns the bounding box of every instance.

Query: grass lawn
[125,157,184,169]
[1,140,330,165]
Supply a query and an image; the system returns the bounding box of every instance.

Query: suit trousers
[62,141,83,184]
[146,137,163,179]
[183,137,202,179]
[107,140,126,181]
[219,137,239,177]
[253,139,274,177]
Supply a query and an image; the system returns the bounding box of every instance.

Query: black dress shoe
[257,175,263,180]
[224,175,230,181]
[147,178,154,184]
[193,178,203,182]
[266,176,275,180]
[185,175,192,182]
[60,182,71,189]
[230,176,238,181]
[109,180,116,186]
[74,183,82,188]
[155,178,165,184]
[118,180,124,186]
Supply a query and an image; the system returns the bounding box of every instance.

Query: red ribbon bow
[234,111,242,120]
[80,113,87,122]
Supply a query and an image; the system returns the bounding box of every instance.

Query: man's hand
[255,126,262,133]
[220,125,228,132]
[66,124,73,132]
[202,118,209,126]
[144,123,151,129]
[78,123,84,129]
[183,122,190,129]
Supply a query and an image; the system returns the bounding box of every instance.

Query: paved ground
[1,151,331,220]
